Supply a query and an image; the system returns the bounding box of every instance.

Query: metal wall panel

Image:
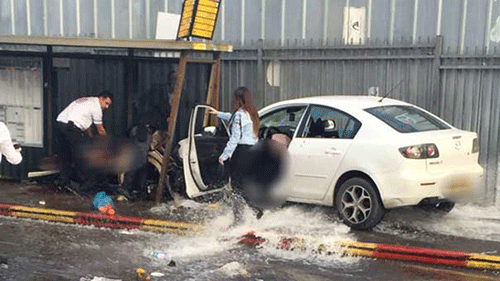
[55,59,127,136]
[1,0,499,52]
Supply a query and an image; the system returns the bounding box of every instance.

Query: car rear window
[365,105,450,133]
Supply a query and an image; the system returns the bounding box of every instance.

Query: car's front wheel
[335,177,385,230]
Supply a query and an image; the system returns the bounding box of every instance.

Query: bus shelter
[0,35,232,203]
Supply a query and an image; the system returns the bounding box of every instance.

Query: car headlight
[399,144,439,159]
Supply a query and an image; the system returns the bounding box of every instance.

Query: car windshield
[365,105,450,133]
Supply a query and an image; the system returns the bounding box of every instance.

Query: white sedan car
[178,95,483,230]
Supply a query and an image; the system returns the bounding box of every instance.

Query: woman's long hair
[231,87,259,138]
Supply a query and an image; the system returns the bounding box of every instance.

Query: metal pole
[412,0,419,44]
[11,0,15,35]
[93,0,98,37]
[221,1,225,40]
[156,51,188,204]
[76,0,81,36]
[485,0,494,54]
[126,49,134,130]
[257,39,264,107]
[27,0,32,36]
[322,0,328,44]
[241,0,245,44]
[345,0,350,44]
[459,0,468,54]
[367,0,372,40]
[59,0,64,36]
[129,0,133,39]
[302,0,307,40]
[433,35,443,116]
[281,0,285,46]
[43,0,48,36]
[389,0,395,44]
[111,0,116,39]
[261,0,266,39]
[436,0,443,35]
[45,46,54,155]
[146,0,151,39]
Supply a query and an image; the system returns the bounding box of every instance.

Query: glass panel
[259,106,307,139]
[365,105,450,133]
[301,105,360,139]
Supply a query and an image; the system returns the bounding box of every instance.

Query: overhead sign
[177,0,221,40]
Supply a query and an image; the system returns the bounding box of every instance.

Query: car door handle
[325,148,341,155]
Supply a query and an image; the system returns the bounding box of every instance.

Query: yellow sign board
[177,0,221,40]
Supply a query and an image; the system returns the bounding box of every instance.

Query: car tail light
[399,144,439,159]
[472,138,479,153]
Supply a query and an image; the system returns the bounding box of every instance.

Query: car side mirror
[202,126,217,137]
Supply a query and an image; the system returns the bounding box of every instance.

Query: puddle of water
[377,203,500,242]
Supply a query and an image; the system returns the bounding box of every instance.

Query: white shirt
[56,97,103,131]
[0,122,22,165]
[218,109,258,161]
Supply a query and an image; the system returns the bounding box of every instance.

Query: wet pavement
[1,179,500,280]
[0,180,159,219]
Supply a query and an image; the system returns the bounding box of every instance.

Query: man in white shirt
[55,91,113,191]
[0,121,22,165]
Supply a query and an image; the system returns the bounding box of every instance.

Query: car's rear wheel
[335,177,385,230]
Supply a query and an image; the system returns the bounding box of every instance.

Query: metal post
[126,49,134,130]
[257,39,264,108]
[433,35,443,116]
[459,0,468,54]
[59,0,64,36]
[156,51,188,204]
[93,0,98,37]
[44,46,54,155]
[27,0,32,36]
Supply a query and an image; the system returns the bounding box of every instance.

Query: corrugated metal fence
[219,36,500,205]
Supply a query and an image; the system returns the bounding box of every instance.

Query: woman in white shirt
[209,87,262,223]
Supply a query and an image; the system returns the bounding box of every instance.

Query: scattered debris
[150,272,165,277]
[214,261,251,279]
[92,191,116,216]
[116,195,128,202]
[150,251,169,261]
[79,276,121,281]
[136,267,152,280]
[39,200,46,205]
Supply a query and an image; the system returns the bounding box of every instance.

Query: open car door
[183,105,230,198]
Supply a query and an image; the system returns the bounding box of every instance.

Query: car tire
[335,177,385,230]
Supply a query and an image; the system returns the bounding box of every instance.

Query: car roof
[266,95,411,111]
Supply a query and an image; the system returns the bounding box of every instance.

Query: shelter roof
[0,36,233,52]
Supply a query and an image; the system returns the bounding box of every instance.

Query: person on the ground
[0,121,22,165]
[209,87,262,223]
[55,91,113,192]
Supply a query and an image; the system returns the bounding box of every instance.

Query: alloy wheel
[340,185,372,224]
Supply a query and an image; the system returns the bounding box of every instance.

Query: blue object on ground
[91,191,115,211]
